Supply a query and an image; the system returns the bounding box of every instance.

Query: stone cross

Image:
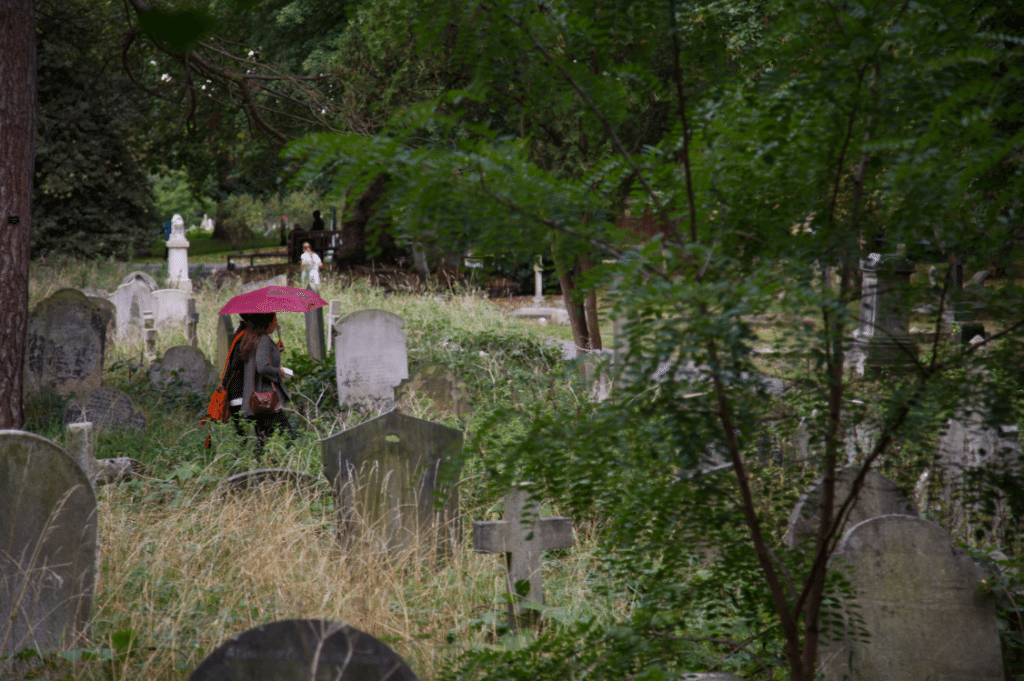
[185,298,199,347]
[166,213,192,292]
[533,257,544,303]
[473,483,573,629]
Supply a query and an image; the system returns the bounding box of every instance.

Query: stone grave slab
[24,289,107,396]
[334,309,408,410]
[152,288,189,328]
[395,362,471,417]
[108,280,155,341]
[188,619,419,681]
[784,467,917,549]
[321,410,463,554]
[819,514,1002,680]
[149,345,213,393]
[64,387,147,431]
[0,430,96,655]
[474,483,573,629]
[218,468,319,495]
[121,270,158,291]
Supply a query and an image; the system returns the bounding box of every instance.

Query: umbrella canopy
[219,286,327,315]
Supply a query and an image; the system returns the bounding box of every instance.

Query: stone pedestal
[849,254,917,374]
[166,214,192,293]
[533,257,544,303]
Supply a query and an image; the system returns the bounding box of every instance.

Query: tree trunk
[0,0,37,429]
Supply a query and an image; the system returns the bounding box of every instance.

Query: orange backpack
[203,332,243,425]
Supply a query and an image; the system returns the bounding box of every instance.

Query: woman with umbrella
[213,286,327,450]
[222,312,295,450]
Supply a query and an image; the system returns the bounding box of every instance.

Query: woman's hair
[235,313,277,362]
[302,241,311,249]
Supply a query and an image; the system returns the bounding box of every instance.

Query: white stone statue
[166,213,192,292]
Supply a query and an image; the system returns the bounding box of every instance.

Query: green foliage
[33,2,157,259]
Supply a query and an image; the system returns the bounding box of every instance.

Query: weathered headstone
[108,280,155,341]
[819,515,1002,680]
[326,300,341,351]
[149,345,214,393]
[64,386,147,431]
[65,422,97,490]
[152,288,189,328]
[143,312,159,361]
[395,363,471,417]
[185,298,200,347]
[0,430,96,655]
[784,468,916,549]
[23,289,106,396]
[188,619,419,681]
[334,309,409,410]
[848,254,917,374]
[87,296,116,337]
[321,410,463,554]
[474,483,574,629]
[120,270,158,291]
[215,314,235,379]
[305,303,326,362]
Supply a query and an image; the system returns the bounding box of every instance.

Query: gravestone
[120,270,158,291]
[784,468,916,549]
[218,468,319,495]
[848,254,917,374]
[64,386,147,431]
[533,257,544,303]
[188,619,419,681]
[395,363,471,417]
[152,288,189,328]
[326,300,342,351]
[321,410,463,554]
[24,289,107,396]
[0,430,96,655]
[149,345,214,393]
[87,296,116,337]
[108,280,155,341]
[819,515,1002,680]
[305,302,326,362]
[474,483,574,629]
[166,214,192,292]
[334,309,408,410]
[185,298,199,347]
[65,421,97,489]
[215,314,236,380]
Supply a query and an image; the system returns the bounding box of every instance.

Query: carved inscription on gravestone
[24,289,107,396]
[64,387,147,431]
[321,411,463,554]
[819,515,1003,681]
[188,619,419,681]
[334,309,408,409]
[0,431,97,655]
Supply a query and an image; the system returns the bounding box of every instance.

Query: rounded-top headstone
[149,345,213,393]
[819,514,1003,680]
[188,619,419,681]
[784,468,916,549]
[121,270,159,292]
[64,386,147,431]
[0,430,96,654]
[24,289,107,396]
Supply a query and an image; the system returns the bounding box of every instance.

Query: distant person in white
[300,241,322,288]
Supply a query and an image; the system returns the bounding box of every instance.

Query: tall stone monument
[849,253,917,374]
[166,213,191,292]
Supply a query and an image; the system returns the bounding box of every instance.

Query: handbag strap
[220,331,244,390]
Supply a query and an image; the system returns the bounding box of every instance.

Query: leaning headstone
[321,410,463,554]
[334,309,409,410]
[0,430,96,656]
[152,288,189,328]
[474,483,573,629]
[108,280,155,341]
[784,468,916,549]
[149,345,214,393]
[23,289,107,396]
[64,386,147,431]
[304,303,326,362]
[188,619,419,681]
[819,515,1002,680]
[395,363,471,417]
[120,270,158,292]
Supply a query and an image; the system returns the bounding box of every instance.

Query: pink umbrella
[218,286,327,315]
